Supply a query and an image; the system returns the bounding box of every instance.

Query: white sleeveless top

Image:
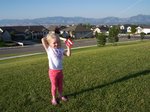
[46,47,64,70]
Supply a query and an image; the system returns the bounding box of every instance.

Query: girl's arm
[41,37,49,51]
[64,46,71,57]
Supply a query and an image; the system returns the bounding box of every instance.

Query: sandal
[61,96,68,102]
[51,99,58,106]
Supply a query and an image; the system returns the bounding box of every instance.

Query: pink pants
[49,69,63,97]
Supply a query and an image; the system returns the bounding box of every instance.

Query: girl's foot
[51,99,58,106]
[61,96,68,102]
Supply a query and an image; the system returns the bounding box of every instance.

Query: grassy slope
[0,41,150,112]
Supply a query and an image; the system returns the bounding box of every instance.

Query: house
[27,26,49,39]
[1,30,12,41]
[93,25,109,35]
[62,24,93,38]
[142,26,150,34]
[93,27,101,35]
[127,26,131,33]
[0,25,49,42]
[0,28,3,33]
[119,24,136,34]
[0,28,3,41]
[120,25,125,30]
[142,28,150,34]
[135,26,150,34]
[136,26,143,34]
[47,25,58,32]
[47,25,68,36]
[119,25,127,33]
[99,25,109,34]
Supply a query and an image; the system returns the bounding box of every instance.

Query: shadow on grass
[66,69,150,97]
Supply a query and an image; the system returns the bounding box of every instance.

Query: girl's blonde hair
[46,31,61,45]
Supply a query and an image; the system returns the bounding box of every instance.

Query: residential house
[119,25,127,34]
[99,25,109,34]
[93,27,101,35]
[0,25,48,42]
[136,26,143,34]
[1,30,12,41]
[0,28,3,40]
[120,25,125,30]
[47,25,58,32]
[47,25,68,36]
[0,28,3,33]
[93,25,109,35]
[62,25,93,38]
[27,26,49,39]
[119,24,135,34]
[142,26,150,34]
[127,26,131,33]
[135,26,150,34]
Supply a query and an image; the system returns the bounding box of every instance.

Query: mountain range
[0,14,150,26]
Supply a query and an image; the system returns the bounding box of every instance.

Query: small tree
[108,26,119,44]
[96,33,107,47]
[127,33,131,39]
[140,32,145,40]
[131,25,137,34]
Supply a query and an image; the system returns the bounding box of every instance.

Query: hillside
[0,41,150,111]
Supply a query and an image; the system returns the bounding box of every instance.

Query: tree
[140,32,145,40]
[96,33,107,46]
[108,26,119,44]
[131,25,137,34]
[127,34,131,39]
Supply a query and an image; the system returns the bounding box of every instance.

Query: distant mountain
[0,14,150,26]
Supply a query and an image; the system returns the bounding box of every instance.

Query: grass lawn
[0,41,150,112]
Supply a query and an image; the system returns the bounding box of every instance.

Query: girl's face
[50,38,61,48]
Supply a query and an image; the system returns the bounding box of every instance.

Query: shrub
[0,40,5,47]
[140,32,145,40]
[96,33,107,46]
[127,34,131,39]
[109,26,119,44]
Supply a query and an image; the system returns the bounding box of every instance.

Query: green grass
[0,41,150,112]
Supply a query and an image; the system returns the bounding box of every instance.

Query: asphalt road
[0,37,149,56]
[0,39,97,56]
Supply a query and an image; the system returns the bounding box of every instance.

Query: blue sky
[0,0,150,19]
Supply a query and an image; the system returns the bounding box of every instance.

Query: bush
[140,32,145,40]
[109,26,119,44]
[0,40,5,47]
[96,33,107,46]
[127,34,131,39]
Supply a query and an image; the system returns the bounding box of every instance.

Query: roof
[99,26,109,31]
[62,25,91,32]
[0,25,48,33]
[47,25,59,31]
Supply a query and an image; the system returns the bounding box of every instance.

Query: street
[0,39,97,56]
[0,36,149,56]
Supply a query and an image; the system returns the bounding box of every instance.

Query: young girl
[41,32,72,105]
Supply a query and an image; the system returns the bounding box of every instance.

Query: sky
[0,0,150,20]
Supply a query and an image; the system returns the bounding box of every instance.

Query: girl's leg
[58,71,68,101]
[57,71,63,97]
[49,70,58,105]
